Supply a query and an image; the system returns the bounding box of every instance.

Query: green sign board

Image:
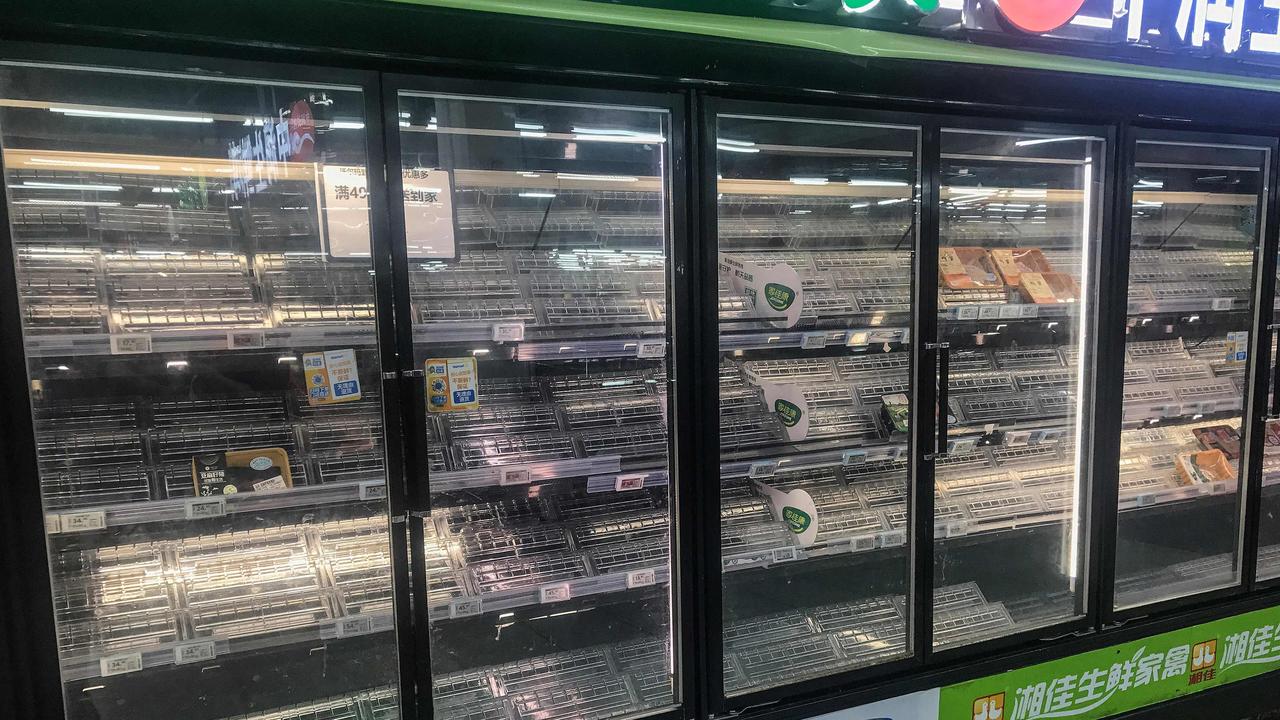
[938,605,1280,720]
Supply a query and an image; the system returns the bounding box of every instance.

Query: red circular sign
[993,0,1088,33]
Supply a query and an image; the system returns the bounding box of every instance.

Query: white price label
[957,306,980,320]
[999,304,1022,319]
[110,333,153,355]
[44,514,61,535]
[800,332,828,350]
[334,616,376,638]
[851,535,878,552]
[226,330,265,350]
[174,641,216,665]
[61,510,106,533]
[99,652,143,677]
[615,473,647,492]
[1135,493,1157,508]
[878,529,907,548]
[846,331,870,347]
[946,520,969,538]
[748,461,778,479]
[499,466,532,486]
[1211,297,1234,311]
[636,340,666,359]
[626,568,658,589]
[184,497,226,520]
[492,322,525,343]
[842,449,867,466]
[540,583,572,604]
[359,480,387,501]
[978,305,1002,320]
[1019,304,1040,318]
[772,547,798,563]
[448,598,483,619]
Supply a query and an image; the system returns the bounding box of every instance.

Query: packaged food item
[1193,425,1242,461]
[881,393,910,433]
[1019,271,1079,304]
[1266,420,1280,448]
[192,448,292,496]
[990,248,1053,287]
[939,247,1003,289]
[1174,449,1235,486]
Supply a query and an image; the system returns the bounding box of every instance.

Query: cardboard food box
[1193,425,1242,461]
[1266,420,1280,448]
[1019,271,1080,304]
[990,248,1054,287]
[939,247,1003,289]
[1175,449,1235,487]
[192,447,293,496]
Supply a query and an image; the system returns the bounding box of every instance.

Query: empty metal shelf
[453,433,578,469]
[578,424,668,461]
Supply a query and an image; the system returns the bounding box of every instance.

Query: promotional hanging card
[718,252,804,328]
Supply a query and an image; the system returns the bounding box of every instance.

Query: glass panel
[935,129,1104,646]
[396,93,677,720]
[1116,139,1268,607]
[0,65,399,718]
[715,113,919,695]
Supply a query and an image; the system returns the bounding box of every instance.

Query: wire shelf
[453,433,578,469]
[446,404,561,439]
[578,424,668,461]
[543,298,653,325]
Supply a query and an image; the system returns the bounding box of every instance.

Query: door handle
[926,342,950,459]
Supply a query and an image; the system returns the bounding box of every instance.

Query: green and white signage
[719,252,804,328]
[754,481,819,548]
[940,604,1280,720]
[818,604,1280,720]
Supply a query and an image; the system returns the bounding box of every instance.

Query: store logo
[1192,640,1218,670]
[782,505,812,535]
[842,0,939,15]
[972,693,1005,720]
[992,0,1086,33]
[774,399,803,428]
[764,283,796,312]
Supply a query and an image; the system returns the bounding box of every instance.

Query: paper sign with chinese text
[304,349,362,406]
[426,357,480,413]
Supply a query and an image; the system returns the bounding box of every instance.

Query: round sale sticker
[993,0,1087,33]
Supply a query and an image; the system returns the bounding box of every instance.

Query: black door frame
[378,73,696,720]
[0,42,416,720]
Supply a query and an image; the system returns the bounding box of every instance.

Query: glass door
[0,63,401,718]
[934,128,1105,647]
[1115,135,1271,608]
[713,109,920,695]
[391,89,679,720]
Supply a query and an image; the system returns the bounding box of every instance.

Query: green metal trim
[394,0,1280,94]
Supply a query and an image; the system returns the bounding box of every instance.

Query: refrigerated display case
[389,88,680,720]
[0,63,402,719]
[10,6,1280,720]
[712,109,920,694]
[1113,136,1271,610]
